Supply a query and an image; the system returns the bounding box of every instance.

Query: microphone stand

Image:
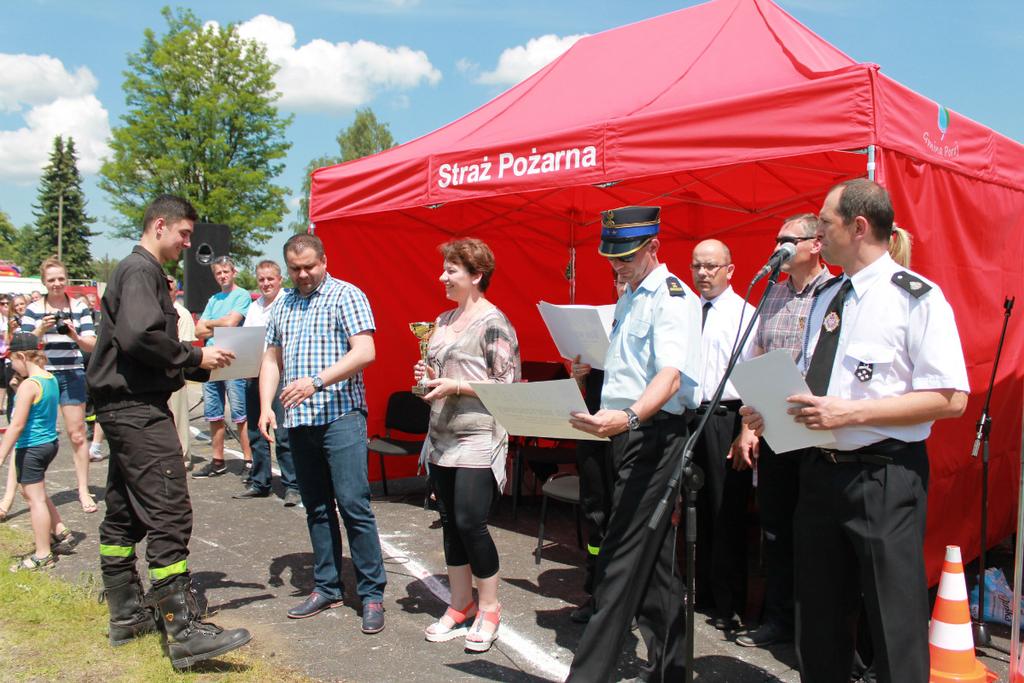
[972,295,1015,648]
[649,263,784,683]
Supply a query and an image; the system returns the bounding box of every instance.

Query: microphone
[751,242,797,284]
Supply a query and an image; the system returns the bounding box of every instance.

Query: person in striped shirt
[21,257,98,514]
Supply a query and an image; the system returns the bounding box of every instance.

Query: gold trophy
[409,321,436,396]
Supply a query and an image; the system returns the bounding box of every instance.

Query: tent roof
[310,0,1024,226]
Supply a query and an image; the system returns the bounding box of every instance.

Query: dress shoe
[361,601,385,634]
[570,600,594,624]
[736,621,792,648]
[282,489,302,507]
[232,486,270,499]
[708,614,739,631]
[287,592,344,619]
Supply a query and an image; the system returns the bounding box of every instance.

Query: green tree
[0,210,16,263]
[99,7,292,264]
[25,136,95,278]
[290,107,395,232]
[90,255,120,283]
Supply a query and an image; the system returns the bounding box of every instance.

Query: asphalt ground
[0,383,1013,682]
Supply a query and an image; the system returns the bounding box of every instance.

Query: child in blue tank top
[0,333,71,570]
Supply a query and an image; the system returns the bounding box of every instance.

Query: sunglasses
[608,240,652,263]
[775,236,816,246]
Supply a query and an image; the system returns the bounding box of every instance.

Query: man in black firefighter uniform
[87,194,251,669]
[568,206,702,682]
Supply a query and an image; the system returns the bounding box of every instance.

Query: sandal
[465,604,501,652]
[425,600,478,642]
[51,528,77,553]
[0,504,9,523]
[79,493,98,514]
[9,552,56,572]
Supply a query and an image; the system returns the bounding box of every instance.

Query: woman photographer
[21,258,98,513]
[414,238,520,653]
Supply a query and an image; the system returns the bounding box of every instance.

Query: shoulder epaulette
[891,271,931,299]
[813,275,844,297]
[665,276,686,298]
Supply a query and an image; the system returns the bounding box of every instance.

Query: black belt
[634,410,685,427]
[815,438,919,466]
[94,392,172,413]
[696,399,742,416]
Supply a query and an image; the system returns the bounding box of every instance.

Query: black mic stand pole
[649,263,785,683]
[972,295,1015,648]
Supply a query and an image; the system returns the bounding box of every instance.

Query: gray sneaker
[191,461,227,479]
[282,489,302,507]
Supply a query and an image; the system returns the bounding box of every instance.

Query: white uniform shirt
[699,286,756,402]
[601,264,702,414]
[801,253,969,450]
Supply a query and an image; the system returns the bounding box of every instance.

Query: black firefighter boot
[150,575,252,669]
[100,569,158,646]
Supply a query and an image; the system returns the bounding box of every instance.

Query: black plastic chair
[535,473,582,564]
[367,391,430,496]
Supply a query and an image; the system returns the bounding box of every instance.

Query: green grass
[0,525,312,682]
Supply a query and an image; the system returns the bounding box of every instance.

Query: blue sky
[1,0,1021,266]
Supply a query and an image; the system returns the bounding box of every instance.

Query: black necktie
[701,301,712,331]
[805,278,854,396]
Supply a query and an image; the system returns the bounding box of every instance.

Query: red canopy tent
[309,0,1024,582]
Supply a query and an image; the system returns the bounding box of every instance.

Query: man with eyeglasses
[568,206,701,682]
[730,213,832,649]
[689,239,755,633]
[194,256,253,478]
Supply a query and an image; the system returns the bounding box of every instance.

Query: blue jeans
[54,368,87,405]
[203,378,246,422]
[289,412,386,603]
[244,379,296,494]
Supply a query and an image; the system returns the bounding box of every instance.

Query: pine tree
[28,136,95,278]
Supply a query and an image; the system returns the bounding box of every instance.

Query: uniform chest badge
[823,311,840,333]
[855,362,873,382]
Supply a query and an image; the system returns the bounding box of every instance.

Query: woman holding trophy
[413,237,520,652]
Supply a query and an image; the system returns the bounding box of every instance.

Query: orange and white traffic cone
[929,545,996,683]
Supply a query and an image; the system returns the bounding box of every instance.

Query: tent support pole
[569,214,577,304]
[867,144,876,181]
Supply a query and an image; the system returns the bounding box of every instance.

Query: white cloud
[236,14,441,113]
[0,53,110,182]
[455,57,477,75]
[476,34,587,86]
[0,53,98,113]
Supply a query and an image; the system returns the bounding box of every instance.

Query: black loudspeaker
[183,223,231,313]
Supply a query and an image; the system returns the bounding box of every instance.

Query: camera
[53,310,71,335]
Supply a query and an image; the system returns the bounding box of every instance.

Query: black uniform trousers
[794,441,929,683]
[97,395,192,586]
[576,438,614,594]
[568,415,687,683]
[688,401,750,621]
[756,439,804,633]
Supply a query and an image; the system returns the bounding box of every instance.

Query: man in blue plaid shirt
[258,233,387,634]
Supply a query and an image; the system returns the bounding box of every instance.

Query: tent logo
[922,103,959,160]
[937,104,950,140]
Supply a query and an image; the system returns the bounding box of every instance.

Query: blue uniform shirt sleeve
[652,288,702,407]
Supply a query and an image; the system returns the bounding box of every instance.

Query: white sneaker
[88,444,105,462]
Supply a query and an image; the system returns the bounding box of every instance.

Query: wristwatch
[623,408,641,431]
[311,375,325,392]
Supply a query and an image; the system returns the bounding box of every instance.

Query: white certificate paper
[730,350,835,453]
[537,302,616,370]
[209,326,266,381]
[470,378,608,442]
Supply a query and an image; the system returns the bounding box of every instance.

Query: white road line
[377,536,571,683]
[192,425,570,681]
